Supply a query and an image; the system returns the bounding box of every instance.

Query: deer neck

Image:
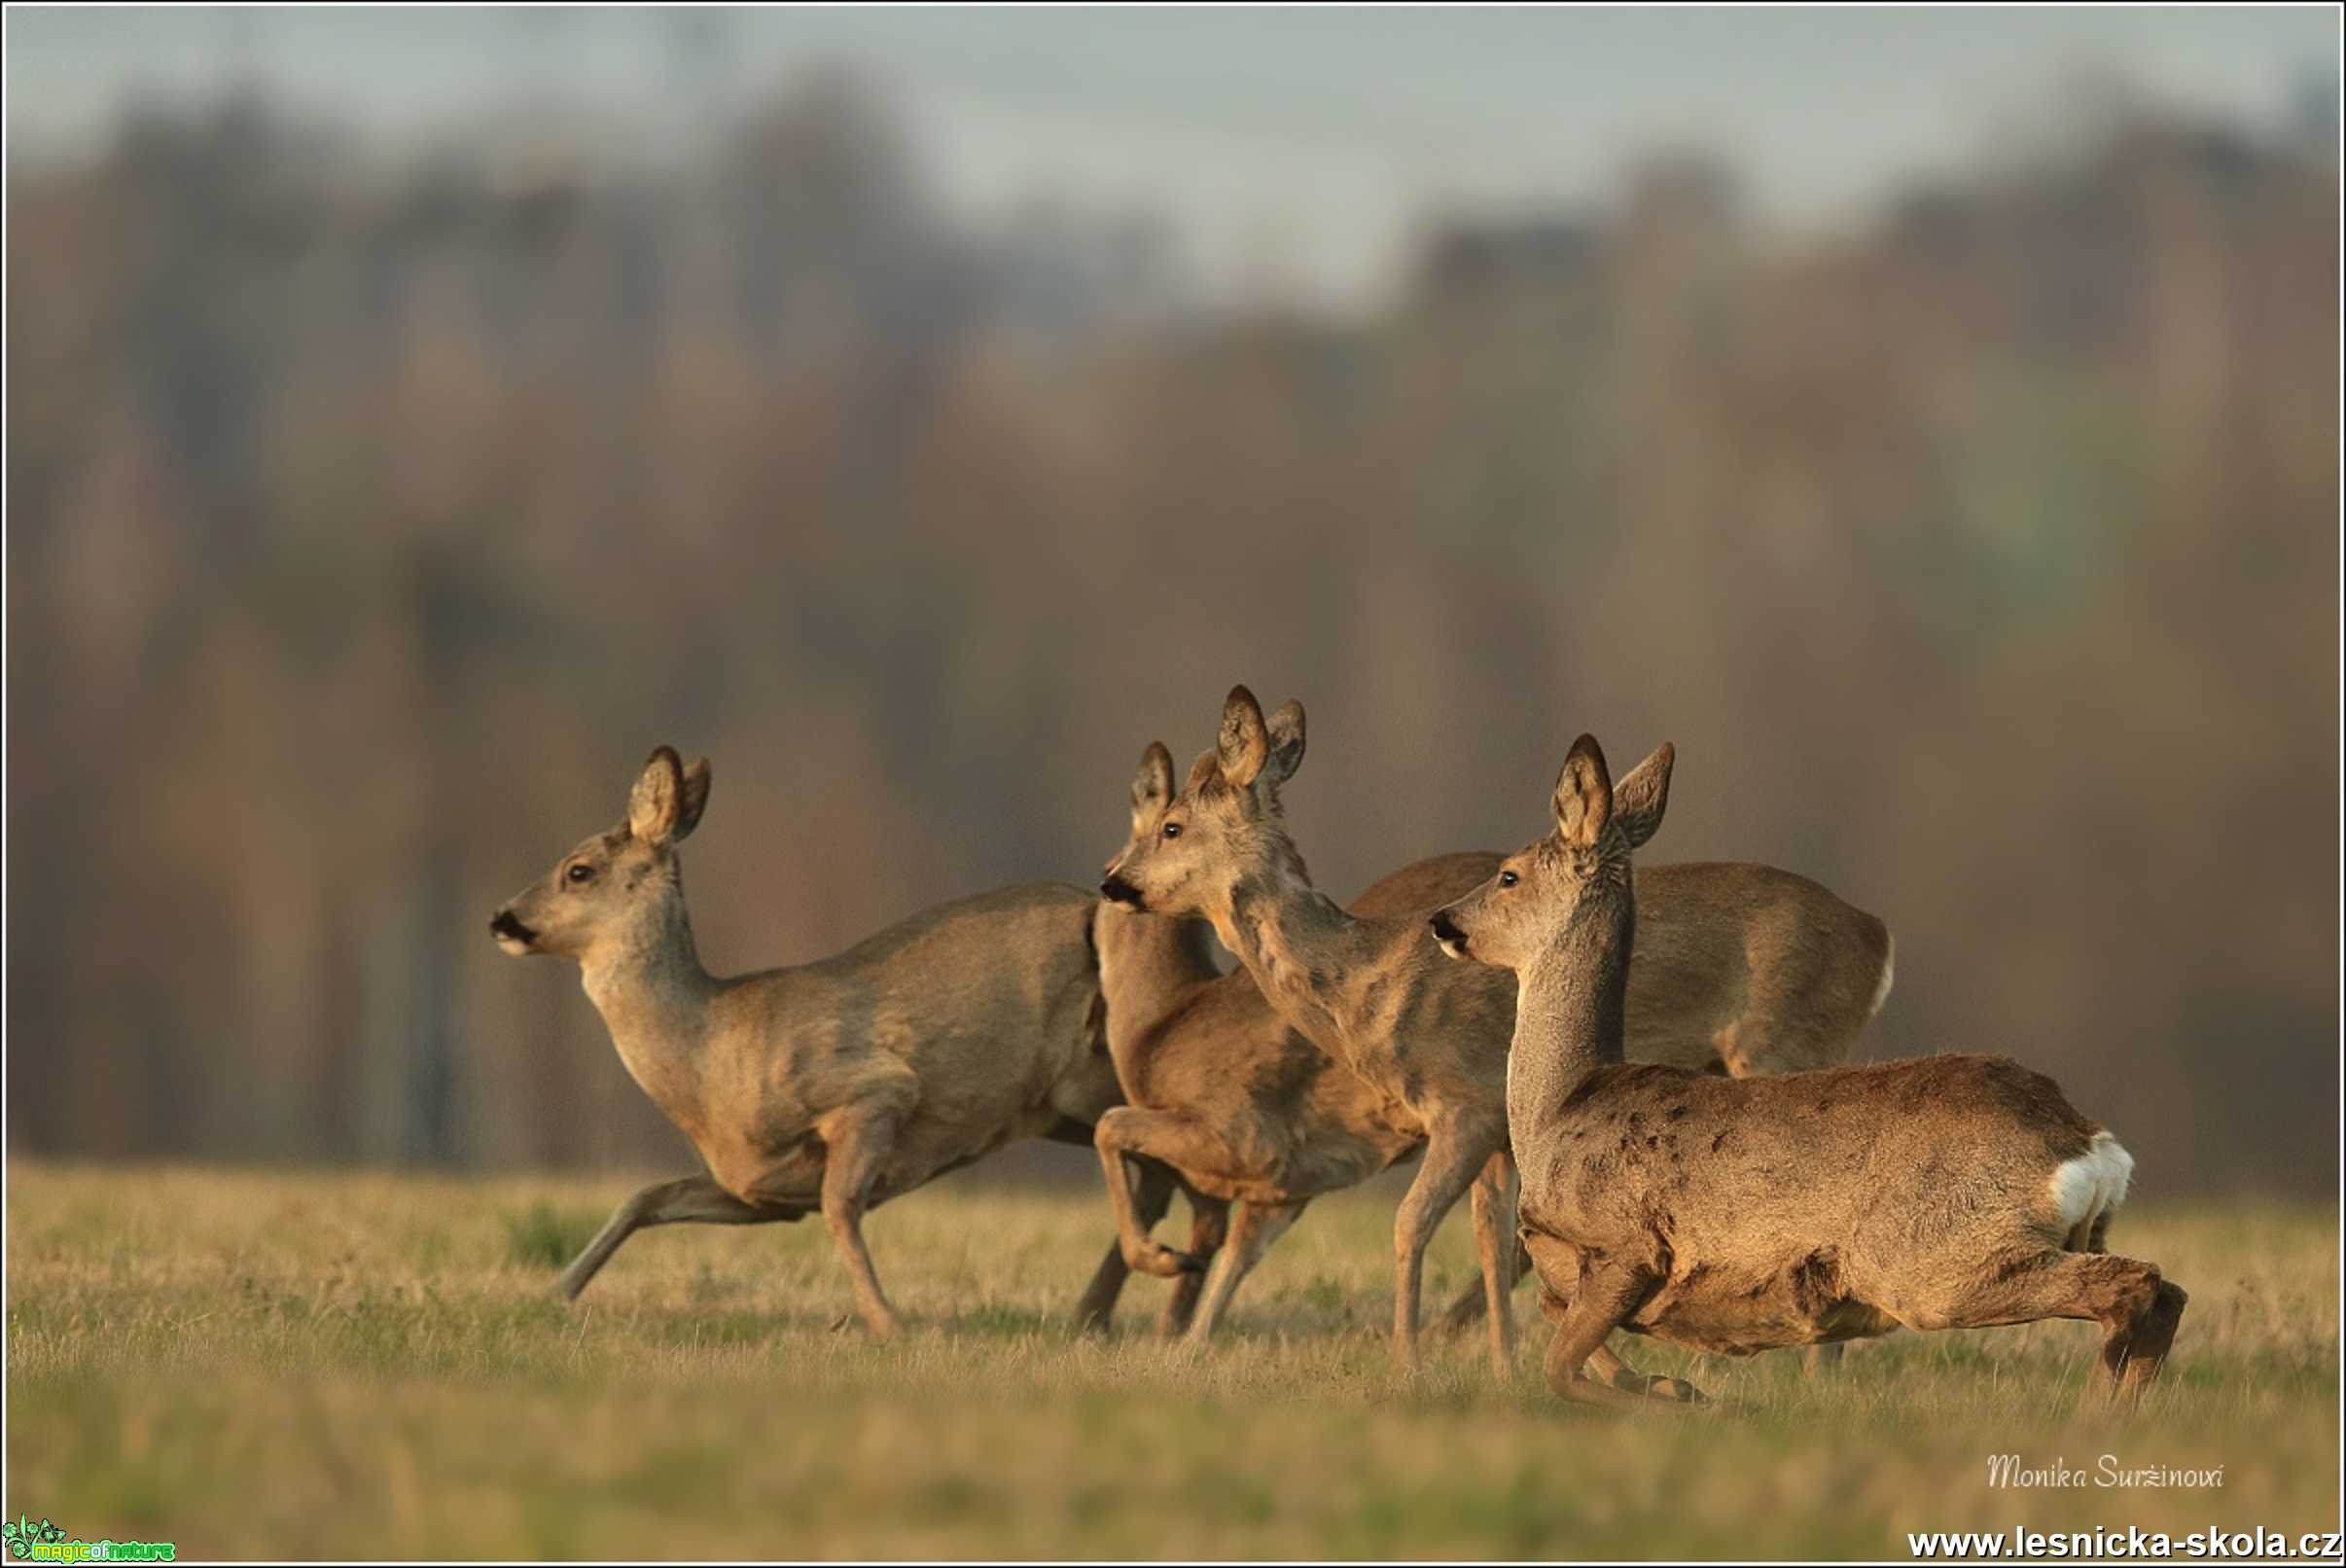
[1093,902,1223,1068]
[578,895,721,1126]
[1208,851,1381,1062]
[1509,890,1634,1160]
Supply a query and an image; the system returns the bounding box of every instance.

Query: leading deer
[1428,734,2184,1407]
[489,745,1218,1336]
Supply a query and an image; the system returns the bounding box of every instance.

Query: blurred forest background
[6,12,2337,1193]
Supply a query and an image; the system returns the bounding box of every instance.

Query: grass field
[5,1160,2338,1559]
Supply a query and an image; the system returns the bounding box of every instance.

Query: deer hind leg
[2109,1278,2187,1399]
[551,1174,799,1301]
[1075,1155,1182,1334]
[1391,1125,1497,1372]
[1469,1149,1520,1374]
[1093,1107,1235,1278]
[817,1105,911,1337]
[1918,1250,2186,1404]
[1158,1193,1233,1336]
[1185,1199,1306,1343]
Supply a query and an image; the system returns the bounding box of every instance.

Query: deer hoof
[1124,1241,1202,1278]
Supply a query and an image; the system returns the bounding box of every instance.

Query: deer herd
[490,686,2184,1409]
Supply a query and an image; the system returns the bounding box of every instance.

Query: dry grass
[5,1160,2337,1559]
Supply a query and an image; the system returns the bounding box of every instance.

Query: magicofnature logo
[2,1515,175,1562]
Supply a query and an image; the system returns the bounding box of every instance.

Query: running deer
[489,745,1217,1336]
[1428,735,2184,1408]
[1098,701,1516,1372]
[1094,753,1518,1361]
[1097,687,1895,1372]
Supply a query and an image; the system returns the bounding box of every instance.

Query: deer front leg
[818,1106,908,1337]
[1184,1199,1305,1342]
[1074,1155,1181,1333]
[1440,1238,1656,1387]
[1434,1239,1533,1336]
[1542,1260,1703,1409]
[552,1174,799,1301]
[1391,1124,1496,1372]
[1093,1107,1232,1278]
[1469,1149,1520,1374]
[1157,1193,1232,1336]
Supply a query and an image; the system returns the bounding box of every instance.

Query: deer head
[490,746,712,964]
[1429,735,1673,973]
[1100,685,1307,922]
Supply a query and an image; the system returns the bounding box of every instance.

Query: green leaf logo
[2,1515,67,1558]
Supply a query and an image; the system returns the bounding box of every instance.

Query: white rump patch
[2047,1131,2134,1243]
[1866,934,1897,1019]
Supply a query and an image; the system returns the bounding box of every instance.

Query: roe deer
[1429,735,2184,1408]
[1095,746,1532,1356]
[1100,688,1543,1374]
[490,745,1216,1336]
[1092,695,1886,1371]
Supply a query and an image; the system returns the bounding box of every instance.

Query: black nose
[1429,910,1464,945]
[489,909,536,944]
[1100,875,1145,908]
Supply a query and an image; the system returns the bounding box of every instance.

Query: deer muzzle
[1428,909,1470,959]
[489,908,539,951]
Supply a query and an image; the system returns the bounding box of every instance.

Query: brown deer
[1094,751,1519,1362]
[1428,735,2183,1408]
[489,745,1217,1336]
[1098,687,1897,1372]
[1103,848,1894,1351]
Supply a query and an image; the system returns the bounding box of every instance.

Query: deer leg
[1525,1237,1696,1400]
[1434,1239,1533,1335]
[1541,1260,1700,1409]
[1185,1199,1306,1343]
[1093,1106,1235,1278]
[1075,1155,1182,1333]
[1391,1125,1496,1372]
[1438,1264,1644,1386]
[1924,1250,2186,1403]
[2109,1279,2187,1400]
[818,1107,908,1337]
[1158,1193,1233,1336]
[1469,1149,1520,1374]
[551,1174,798,1301]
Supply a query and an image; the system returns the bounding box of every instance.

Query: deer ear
[1264,699,1307,787]
[628,746,687,844]
[1608,742,1672,849]
[673,757,713,842]
[1551,734,1613,848]
[1184,746,1222,797]
[1217,685,1270,790]
[1131,742,1175,827]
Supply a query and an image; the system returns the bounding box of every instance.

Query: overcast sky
[7,6,2336,303]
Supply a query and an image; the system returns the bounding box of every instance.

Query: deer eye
[1499,870,1518,888]
[1162,821,1183,839]
[565,862,596,885]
